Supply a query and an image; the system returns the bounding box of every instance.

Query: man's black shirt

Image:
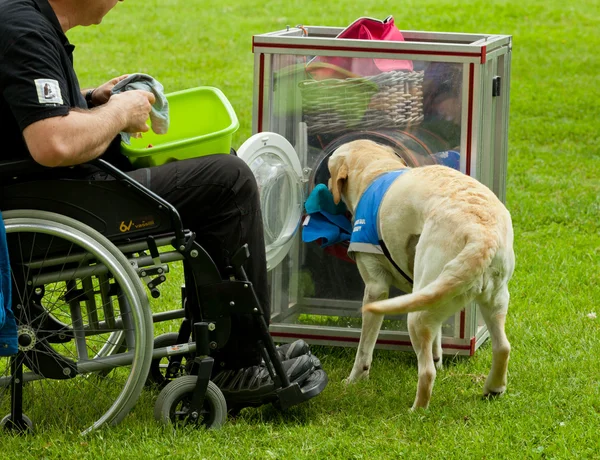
[0,0,128,170]
[0,0,86,160]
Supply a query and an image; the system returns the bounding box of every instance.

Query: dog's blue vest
[348,169,413,284]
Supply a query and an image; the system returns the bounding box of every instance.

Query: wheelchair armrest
[0,157,187,248]
[0,158,50,179]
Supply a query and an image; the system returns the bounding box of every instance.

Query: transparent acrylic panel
[268,54,464,337]
[270,54,463,161]
[249,152,300,250]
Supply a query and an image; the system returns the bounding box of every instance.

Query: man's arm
[23,90,155,167]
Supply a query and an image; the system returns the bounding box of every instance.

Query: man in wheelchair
[0,0,326,429]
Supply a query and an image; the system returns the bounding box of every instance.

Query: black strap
[379,239,413,285]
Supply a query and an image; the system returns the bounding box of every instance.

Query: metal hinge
[302,167,312,183]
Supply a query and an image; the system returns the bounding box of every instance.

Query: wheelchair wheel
[147,332,191,389]
[154,376,227,429]
[0,413,33,433]
[0,210,153,435]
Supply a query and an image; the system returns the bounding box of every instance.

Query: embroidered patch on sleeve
[34,79,63,104]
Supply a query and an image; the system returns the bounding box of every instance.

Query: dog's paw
[482,388,506,399]
[410,403,429,412]
[482,390,506,400]
[345,368,370,384]
[343,375,363,385]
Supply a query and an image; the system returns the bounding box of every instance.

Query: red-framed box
[249,25,512,356]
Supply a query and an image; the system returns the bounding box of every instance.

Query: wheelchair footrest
[276,369,328,411]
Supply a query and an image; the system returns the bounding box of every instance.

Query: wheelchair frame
[0,158,326,434]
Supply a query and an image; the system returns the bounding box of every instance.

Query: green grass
[3,0,600,458]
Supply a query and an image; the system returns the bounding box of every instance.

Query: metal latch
[138,265,169,298]
[492,76,502,97]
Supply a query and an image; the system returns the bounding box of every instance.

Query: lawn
[3,0,600,458]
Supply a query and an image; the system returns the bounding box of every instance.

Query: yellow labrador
[328,140,515,409]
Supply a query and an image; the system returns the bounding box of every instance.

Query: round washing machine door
[237,133,303,271]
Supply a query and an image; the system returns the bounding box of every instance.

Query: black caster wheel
[1,413,33,434]
[154,376,227,429]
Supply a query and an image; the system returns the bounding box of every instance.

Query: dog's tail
[364,233,499,315]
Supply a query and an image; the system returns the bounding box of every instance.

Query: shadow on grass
[230,345,478,427]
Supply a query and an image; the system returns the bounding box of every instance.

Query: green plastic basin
[120,86,239,168]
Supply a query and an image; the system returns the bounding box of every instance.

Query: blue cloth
[305,184,347,215]
[302,213,352,247]
[111,73,169,145]
[348,170,408,254]
[0,211,18,356]
[432,150,460,170]
[302,184,352,248]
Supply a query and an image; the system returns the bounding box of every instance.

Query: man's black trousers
[123,154,269,370]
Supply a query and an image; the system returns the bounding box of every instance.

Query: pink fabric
[308,16,413,79]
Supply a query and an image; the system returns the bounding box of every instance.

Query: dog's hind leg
[408,311,440,409]
[432,326,443,370]
[479,284,511,397]
[346,283,388,383]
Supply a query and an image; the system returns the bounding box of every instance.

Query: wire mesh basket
[299,70,424,134]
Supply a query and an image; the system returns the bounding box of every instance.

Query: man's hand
[24,89,155,167]
[88,74,129,106]
[108,90,156,133]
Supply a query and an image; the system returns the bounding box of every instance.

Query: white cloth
[111,73,169,144]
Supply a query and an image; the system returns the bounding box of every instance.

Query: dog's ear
[330,163,348,205]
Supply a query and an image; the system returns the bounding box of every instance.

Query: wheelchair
[0,157,327,435]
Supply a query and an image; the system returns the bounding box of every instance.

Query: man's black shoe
[276,339,310,360]
[212,354,315,407]
[274,339,322,369]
